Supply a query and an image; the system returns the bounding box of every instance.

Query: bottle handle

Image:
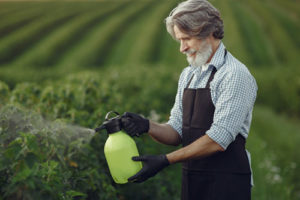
[95,111,121,133]
[105,111,120,121]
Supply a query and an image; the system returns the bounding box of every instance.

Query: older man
[121,0,257,199]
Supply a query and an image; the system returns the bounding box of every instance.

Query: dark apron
[181,51,251,200]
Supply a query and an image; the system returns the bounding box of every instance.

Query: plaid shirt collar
[208,41,226,70]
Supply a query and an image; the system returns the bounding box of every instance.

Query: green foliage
[0,66,181,199]
[253,67,300,117]
[0,105,117,200]
[249,105,300,200]
[0,81,10,106]
[10,83,41,108]
[1,64,299,199]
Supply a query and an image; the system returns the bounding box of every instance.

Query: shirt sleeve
[167,68,188,137]
[206,68,257,149]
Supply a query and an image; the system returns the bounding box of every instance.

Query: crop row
[0,0,161,68]
[272,0,300,19]
[264,0,300,49]
[0,6,49,39]
[0,0,299,69]
[0,9,80,64]
[78,0,159,67]
[229,0,277,66]
[14,2,125,67]
[246,0,299,64]
[216,0,250,65]
[0,1,117,65]
[133,1,177,64]
[0,2,46,18]
[108,1,174,65]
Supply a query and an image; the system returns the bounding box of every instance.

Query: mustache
[183,48,197,56]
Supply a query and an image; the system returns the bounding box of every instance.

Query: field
[0,0,300,199]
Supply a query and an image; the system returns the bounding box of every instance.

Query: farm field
[0,0,300,199]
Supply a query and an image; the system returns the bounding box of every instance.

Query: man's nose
[180,41,188,53]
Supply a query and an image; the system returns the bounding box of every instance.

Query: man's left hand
[128,155,170,183]
[121,112,149,137]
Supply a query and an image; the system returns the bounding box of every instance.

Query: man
[121,0,257,199]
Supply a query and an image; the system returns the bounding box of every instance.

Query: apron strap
[186,67,216,89]
[205,49,227,88]
[186,74,195,88]
[205,67,217,88]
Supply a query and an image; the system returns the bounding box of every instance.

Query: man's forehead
[174,25,190,39]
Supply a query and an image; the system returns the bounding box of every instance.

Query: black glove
[121,112,149,137]
[128,155,170,183]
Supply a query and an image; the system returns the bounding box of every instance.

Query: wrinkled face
[174,25,212,67]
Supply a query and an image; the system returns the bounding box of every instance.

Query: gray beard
[186,42,213,68]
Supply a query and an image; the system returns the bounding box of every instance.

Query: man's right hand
[121,112,149,137]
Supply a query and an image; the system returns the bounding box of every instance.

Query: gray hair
[165,0,224,40]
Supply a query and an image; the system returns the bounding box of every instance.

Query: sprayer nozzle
[95,125,106,132]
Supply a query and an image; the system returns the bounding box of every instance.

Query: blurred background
[0,0,299,199]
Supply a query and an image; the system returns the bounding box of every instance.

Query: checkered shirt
[167,42,258,150]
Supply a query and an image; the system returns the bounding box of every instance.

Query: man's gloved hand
[121,112,149,137]
[128,155,170,183]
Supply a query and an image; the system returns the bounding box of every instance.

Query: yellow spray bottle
[95,111,142,184]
